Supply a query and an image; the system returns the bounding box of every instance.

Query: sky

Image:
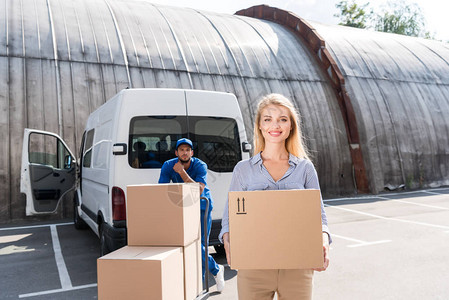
[148,0,449,42]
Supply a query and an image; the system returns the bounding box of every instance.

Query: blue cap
[176,138,193,150]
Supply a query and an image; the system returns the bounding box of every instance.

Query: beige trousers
[237,269,313,300]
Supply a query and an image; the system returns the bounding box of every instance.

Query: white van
[21,88,250,254]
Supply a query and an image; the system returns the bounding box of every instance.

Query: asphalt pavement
[1,187,448,299]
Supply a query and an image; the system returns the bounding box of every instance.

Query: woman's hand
[313,232,330,272]
[223,232,231,266]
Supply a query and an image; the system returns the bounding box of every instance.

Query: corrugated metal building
[311,22,449,193]
[0,1,447,222]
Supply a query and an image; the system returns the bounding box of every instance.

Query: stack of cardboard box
[97,183,203,300]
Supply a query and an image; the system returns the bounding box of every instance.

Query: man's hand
[313,232,330,272]
[173,161,185,174]
[222,232,231,266]
[172,162,205,193]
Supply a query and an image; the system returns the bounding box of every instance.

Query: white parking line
[380,189,446,197]
[18,224,97,298]
[322,188,449,203]
[422,191,443,195]
[50,225,72,289]
[324,196,383,203]
[19,284,97,298]
[389,199,449,210]
[331,233,391,248]
[325,204,449,230]
[325,193,448,220]
[431,187,449,191]
[0,222,73,231]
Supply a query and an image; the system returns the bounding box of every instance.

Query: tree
[374,0,431,37]
[335,0,433,39]
[334,0,371,29]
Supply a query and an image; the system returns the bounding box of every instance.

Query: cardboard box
[97,246,184,300]
[127,183,200,246]
[97,242,203,300]
[183,239,203,300]
[228,189,323,269]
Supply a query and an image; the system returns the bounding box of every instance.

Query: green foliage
[334,0,371,29]
[335,0,433,39]
[374,0,430,37]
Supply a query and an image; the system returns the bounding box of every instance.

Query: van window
[79,131,86,194]
[92,122,111,169]
[83,129,95,168]
[128,116,241,172]
[189,117,241,172]
[29,133,71,169]
[128,116,187,168]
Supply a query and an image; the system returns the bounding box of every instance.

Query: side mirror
[64,155,73,169]
[242,142,252,153]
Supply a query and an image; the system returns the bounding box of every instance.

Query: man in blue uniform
[158,138,225,293]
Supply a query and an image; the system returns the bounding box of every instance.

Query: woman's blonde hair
[253,93,310,160]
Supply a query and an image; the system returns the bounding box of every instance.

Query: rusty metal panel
[5,0,23,58]
[0,0,7,57]
[100,64,118,100]
[415,39,449,82]
[58,61,77,151]
[154,69,190,89]
[236,16,324,82]
[139,68,158,88]
[56,0,122,66]
[86,63,106,111]
[8,57,26,220]
[19,0,53,59]
[294,80,354,195]
[344,76,404,192]
[203,14,287,79]
[59,1,87,62]
[71,61,91,150]
[40,60,59,134]
[129,67,145,89]
[108,1,187,71]
[48,0,69,61]
[0,56,9,220]
[25,58,46,130]
[86,0,122,65]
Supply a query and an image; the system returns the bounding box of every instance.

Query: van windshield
[128,116,241,172]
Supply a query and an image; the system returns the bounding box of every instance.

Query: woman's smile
[268,130,282,137]
[259,104,292,142]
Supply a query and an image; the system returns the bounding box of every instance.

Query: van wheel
[99,223,110,256]
[73,195,87,230]
[214,244,226,255]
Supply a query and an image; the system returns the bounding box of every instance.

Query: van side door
[20,129,76,215]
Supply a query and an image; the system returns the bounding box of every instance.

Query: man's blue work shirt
[158,157,212,210]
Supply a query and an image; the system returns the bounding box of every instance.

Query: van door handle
[113,143,127,155]
[53,173,60,177]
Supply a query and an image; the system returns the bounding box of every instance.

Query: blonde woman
[219,93,331,299]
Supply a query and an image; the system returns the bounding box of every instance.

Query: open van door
[20,129,76,215]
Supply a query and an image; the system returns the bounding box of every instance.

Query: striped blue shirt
[219,152,331,243]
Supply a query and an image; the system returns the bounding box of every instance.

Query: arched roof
[311,22,449,191]
[1,1,448,222]
[0,0,353,221]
